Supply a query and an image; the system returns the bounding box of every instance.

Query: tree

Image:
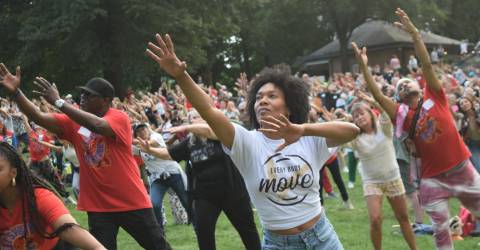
[2,0,227,97]
[260,0,332,68]
[443,0,480,42]
[320,0,374,72]
[0,0,459,96]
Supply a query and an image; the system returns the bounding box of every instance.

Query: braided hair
[0,142,64,242]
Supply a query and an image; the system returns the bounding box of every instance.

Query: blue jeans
[467,140,480,173]
[150,174,189,228]
[262,213,343,250]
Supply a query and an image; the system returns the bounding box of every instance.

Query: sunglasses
[81,91,100,98]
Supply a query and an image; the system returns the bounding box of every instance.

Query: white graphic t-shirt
[133,131,182,182]
[224,124,331,230]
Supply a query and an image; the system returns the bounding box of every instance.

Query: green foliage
[443,0,480,42]
[0,0,475,96]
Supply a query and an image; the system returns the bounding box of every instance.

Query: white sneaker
[344,200,354,210]
[65,196,77,205]
[347,182,354,189]
[326,192,338,199]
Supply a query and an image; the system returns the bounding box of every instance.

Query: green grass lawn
[69,170,480,249]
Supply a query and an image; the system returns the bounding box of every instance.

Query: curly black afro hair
[246,66,310,129]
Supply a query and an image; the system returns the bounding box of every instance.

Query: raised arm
[351,43,397,120]
[169,124,218,140]
[395,8,442,92]
[304,122,360,147]
[32,77,116,138]
[259,114,359,151]
[34,138,63,152]
[0,64,62,135]
[126,105,147,122]
[137,138,173,160]
[234,72,250,98]
[355,90,381,110]
[146,34,234,148]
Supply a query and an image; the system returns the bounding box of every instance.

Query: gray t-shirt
[134,131,181,182]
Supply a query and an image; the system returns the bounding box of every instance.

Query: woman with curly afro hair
[147,34,360,249]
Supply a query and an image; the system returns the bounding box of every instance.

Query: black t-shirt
[318,92,339,111]
[383,72,394,84]
[168,136,248,200]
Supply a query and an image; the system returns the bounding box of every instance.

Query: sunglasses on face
[81,91,100,98]
[398,83,409,92]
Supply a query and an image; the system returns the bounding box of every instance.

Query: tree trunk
[240,33,251,77]
[101,0,125,99]
[338,34,349,72]
[204,71,213,86]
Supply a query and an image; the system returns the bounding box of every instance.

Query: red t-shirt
[0,188,69,250]
[53,108,151,212]
[133,154,145,168]
[413,72,426,89]
[398,86,470,178]
[325,155,337,165]
[185,99,192,110]
[28,131,52,162]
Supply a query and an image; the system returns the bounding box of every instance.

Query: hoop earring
[11,178,16,187]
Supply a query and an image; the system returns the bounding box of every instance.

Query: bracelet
[12,89,21,99]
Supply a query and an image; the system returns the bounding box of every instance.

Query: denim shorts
[262,212,344,250]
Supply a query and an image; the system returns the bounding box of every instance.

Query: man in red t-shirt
[0,70,170,250]
[353,9,480,250]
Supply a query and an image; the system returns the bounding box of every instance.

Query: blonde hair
[351,102,377,133]
[187,109,200,124]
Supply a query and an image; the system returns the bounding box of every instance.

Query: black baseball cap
[78,77,115,100]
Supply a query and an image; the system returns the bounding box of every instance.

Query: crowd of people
[0,8,479,250]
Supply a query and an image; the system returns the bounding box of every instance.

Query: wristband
[54,98,66,109]
[12,89,21,99]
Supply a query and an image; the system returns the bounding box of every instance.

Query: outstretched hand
[137,138,151,152]
[32,77,61,105]
[168,125,187,134]
[394,8,418,35]
[322,107,335,122]
[356,91,375,104]
[235,72,249,96]
[258,114,304,152]
[0,63,21,94]
[351,42,368,67]
[146,34,187,79]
